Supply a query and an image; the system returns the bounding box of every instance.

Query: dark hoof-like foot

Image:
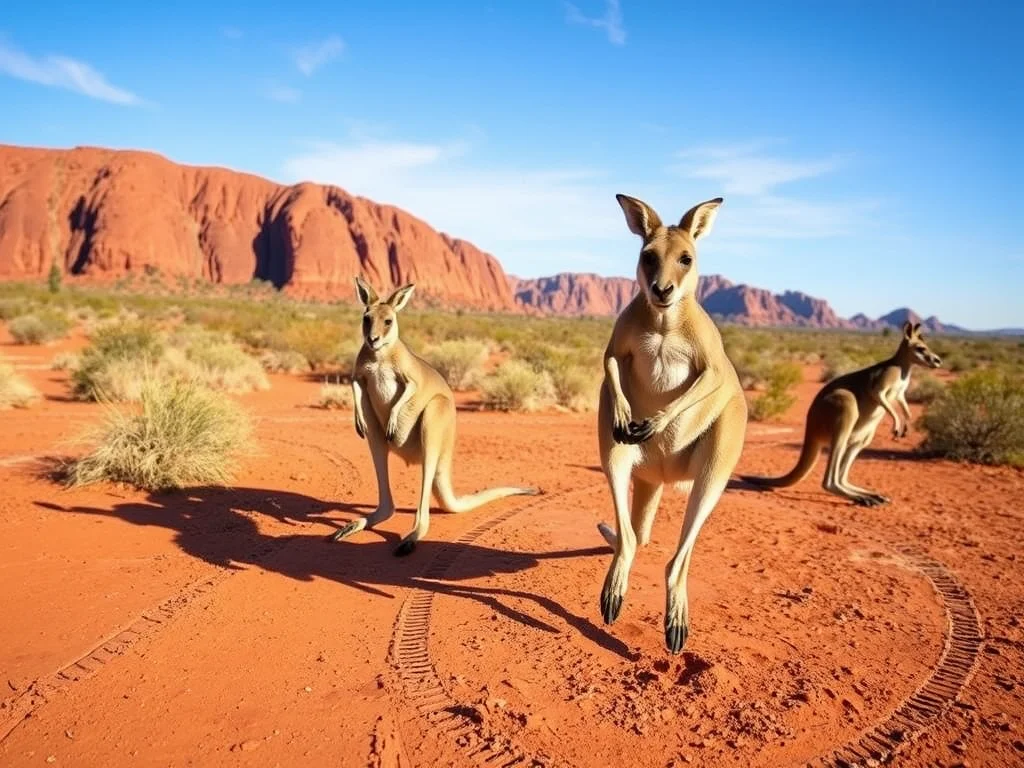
[330,521,362,541]
[665,622,689,655]
[600,588,624,625]
[393,539,417,557]
[852,496,880,507]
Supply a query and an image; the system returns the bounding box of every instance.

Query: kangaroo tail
[741,425,821,489]
[433,468,539,514]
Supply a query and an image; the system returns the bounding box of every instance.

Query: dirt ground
[1,337,1022,768]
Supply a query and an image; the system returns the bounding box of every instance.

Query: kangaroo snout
[651,282,675,303]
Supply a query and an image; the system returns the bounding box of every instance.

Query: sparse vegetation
[480,360,555,412]
[551,365,600,411]
[749,362,802,422]
[8,311,71,344]
[919,371,1024,467]
[0,362,40,409]
[48,263,63,294]
[317,378,353,409]
[906,373,945,404]
[259,348,310,374]
[819,354,859,383]
[426,339,488,390]
[50,352,80,371]
[65,378,253,491]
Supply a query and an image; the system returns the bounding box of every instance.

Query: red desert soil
[1,340,1022,767]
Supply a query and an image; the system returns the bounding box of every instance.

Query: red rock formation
[0,145,518,311]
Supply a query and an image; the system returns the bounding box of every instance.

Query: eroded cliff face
[0,145,518,310]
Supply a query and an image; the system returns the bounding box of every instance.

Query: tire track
[387,485,983,768]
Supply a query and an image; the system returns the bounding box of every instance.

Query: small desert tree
[48,262,63,294]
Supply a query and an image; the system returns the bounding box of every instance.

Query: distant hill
[0,143,1008,334]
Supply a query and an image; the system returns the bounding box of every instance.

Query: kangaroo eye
[385,319,393,327]
[680,254,693,266]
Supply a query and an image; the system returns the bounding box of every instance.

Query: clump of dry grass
[50,352,80,371]
[317,378,353,409]
[0,362,40,409]
[65,378,253,491]
[426,339,488,390]
[479,360,555,412]
[8,311,71,344]
[259,348,310,374]
[551,365,600,411]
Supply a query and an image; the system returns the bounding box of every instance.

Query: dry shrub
[317,379,353,409]
[749,362,801,422]
[0,362,40,409]
[65,378,252,491]
[8,311,71,344]
[906,373,945,404]
[480,360,555,412]
[426,339,488,390]
[259,348,310,374]
[919,371,1024,467]
[50,352,80,371]
[551,365,600,411]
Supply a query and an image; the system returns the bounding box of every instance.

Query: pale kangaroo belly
[364,363,401,426]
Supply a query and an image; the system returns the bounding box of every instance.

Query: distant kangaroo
[741,322,942,506]
[597,193,748,654]
[333,277,538,556]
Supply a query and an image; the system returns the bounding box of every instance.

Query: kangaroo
[597,194,748,654]
[333,277,539,556]
[740,322,942,506]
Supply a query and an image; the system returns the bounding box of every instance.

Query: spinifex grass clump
[748,362,802,422]
[0,362,40,409]
[480,360,556,412]
[425,339,488,390]
[66,378,253,491]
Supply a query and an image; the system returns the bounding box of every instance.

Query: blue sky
[1,1,1021,328]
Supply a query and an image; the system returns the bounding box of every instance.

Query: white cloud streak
[0,41,140,105]
[294,35,344,76]
[564,0,626,46]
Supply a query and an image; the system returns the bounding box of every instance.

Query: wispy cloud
[282,135,621,274]
[674,142,843,196]
[669,141,873,243]
[267,83,301,103]
[0,41,140,105]
[294,35,344,76]
[564,0,626,46]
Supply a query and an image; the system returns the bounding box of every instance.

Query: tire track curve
[388,488,983,768]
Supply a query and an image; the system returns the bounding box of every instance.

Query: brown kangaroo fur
[597,193,748,654]
[332,277,538,556]
[741,322,942,506]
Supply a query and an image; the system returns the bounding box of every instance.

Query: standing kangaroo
[597,194,748,654]
[333,277,538,556]
[741,322,942,506]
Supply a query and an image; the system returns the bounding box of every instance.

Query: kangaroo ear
[912,322,922,336]
[679,198,723,241]
[902,321,913,338]
[354,276,378,306]
[386,283,415,312]
[616,194,663,240]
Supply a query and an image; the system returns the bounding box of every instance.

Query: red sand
[1,339,1021,767]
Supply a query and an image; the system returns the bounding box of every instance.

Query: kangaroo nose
[652,283,674,301]
[369,335,380,344]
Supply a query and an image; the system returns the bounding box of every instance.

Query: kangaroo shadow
[36,486,632,659]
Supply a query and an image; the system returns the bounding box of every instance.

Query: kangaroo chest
[362,360,401,418]
[631,331,696,394]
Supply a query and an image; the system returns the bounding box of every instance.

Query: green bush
[0,362,40,409]
[748,362,801,422]
[919,371,1024,467]
[425,339,488,390]
[479,360,555,412]
[65,378,253,491]
[820,354,859,382]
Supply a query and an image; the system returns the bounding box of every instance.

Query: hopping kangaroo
[334,277,538,556]
[741,322,942,506]
[597,194,747,654]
